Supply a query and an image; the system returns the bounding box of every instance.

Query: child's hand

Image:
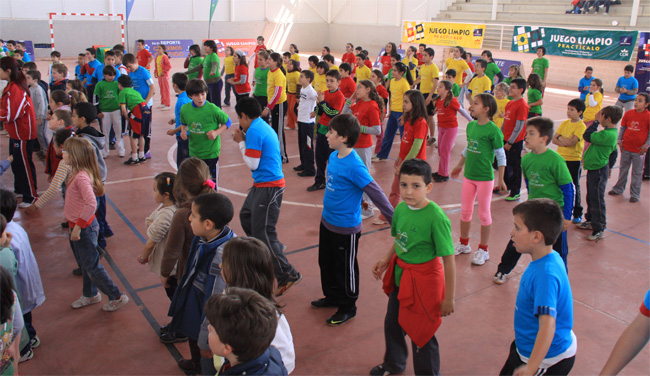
[497,178,507,193]
[361,201,369,211]
[504,143,512,151]
[450,165,462,179]
[233,128,246,143]
[310,111,316,119]
[168,118,175,125]
[261,107,270,118]
[206,130,218,140]
[620,87,628,94]
[317,91,324,102]
[372,257,390,280]
[398,115,404,126]
[563,219,571,232]
[393,157,401,170]
[1,232,12,247]
[160,276,171,288]
[166,128,177,136]
[425,96,432,106]
[200,349,213,359]
[498,111,505,118]
[180,130,188,141]
[97,113,104,119]
[440,298,455,317]
[639,145,649,154]
[7,155,13,163]
[70,226,81,241]
[47,174,53,183]
[513,365,536,376]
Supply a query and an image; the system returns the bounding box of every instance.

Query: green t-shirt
[464,120,504,181]
[527,88,542,114]
[452,82,460,97]
[254,67,269,97]
[180,102,230,160]
[202,52,221,81]
[484,61,501,84]
[94,80,120,112]
[391,201,454,286]
[583,127,618,170]
[532,57,549,80]
[187,56,204,80]
[522,149,573,207]
[118,87,145,111]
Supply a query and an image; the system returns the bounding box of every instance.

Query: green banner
[512,26,638,61]
[209,0,219,23]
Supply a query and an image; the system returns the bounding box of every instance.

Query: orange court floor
[1,56,648,375]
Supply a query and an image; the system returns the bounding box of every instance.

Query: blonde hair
[63,137,105,196]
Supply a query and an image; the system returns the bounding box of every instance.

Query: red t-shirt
[436,97,461,128]
[621,109,650,153]
[254,44,266,68]
[339,77,356,99]
[380,55,392,75]
[417,53,425,66]
[376,84,389,99]
[137,49,152,69]
[342,52,356,66]
[352,100,381,149]
[318,89,346,127]
[399,117,428,160]
[234,65,251,94]
[502,98,529,143]
[364,59,372,69]
[463,61,475,81]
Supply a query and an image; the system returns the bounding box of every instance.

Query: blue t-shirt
[578,76,593,101]
[246,117,284,185]
[322,150,373,228]
[86,59,102,86]
[616,76,639,101]
[175,91,193,138]
[92,63,121,83]
[22,51,32,62]
[75,64,82,80]
[644,289,650,314]
[515,251,573,359]
[129,66,154,106]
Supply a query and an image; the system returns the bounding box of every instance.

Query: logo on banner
[514,26,545,53]
[620,48,629,58]
[473,28,483,37]
[213,39,226,54]
[404,22,425,43]
[619,36,633,46]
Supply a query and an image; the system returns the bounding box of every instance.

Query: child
[184,44,203,80]
[450,93,507,265]
[284,59,300,128]
[295,69,318,177]
[186,40,222,107]
[180,79,232,184]
[289,43,300,61]
[308,69,345,191]
[583,78,603,125]
[553,99,587,223]
[205,288,288,375]
[91,50,120,87]
[313,61,329,93]
[351,79,383,184]
[221,46,236,106]
[167,73,192,168]
[355,53,371,81]
[113,49,128,76]
[75,53,85,80]
[466,59,492,103]
[527,73,544,118]
[43,109,73,183]
[414,48,439,145]
[12,50,23,62]
[433,80,473,182]
[136,39,153,69]
[375,62,413,161]
[49,63,68,92]
[153,44,172,110]
[323,54,338,71]
[25,70,49,160]
[0,263,21,376]
[227,50,251,104]
[117,75,150,165]
[615,65,639,112]
[494,82,510,130]
[494,117,574,284]
[93,65,123,157]
[531,46,550,91]
[81,47,101,99]
[370,159,456,376]
[445,69,461,98]
[339,63,356,115]
[577,106,623,241]
[609,93,650,203]
[342,43,356,66]
[252,50,270,123]
[502,78,530,201]
[481,50,505,86]
[307,55,319,75]
[380,43,397,76]
[578,66,594,101]
[442,46,472,96]
[123,52,155,157]
[282,51,291,71]
[67,80,87,98]
[499,199,576,375]
[62,137,129,311]
[252,35,266,69]
[261,52,289,163]
[312,114,393,325]
[503,64,522,86]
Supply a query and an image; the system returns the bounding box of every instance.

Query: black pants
[505,141,523,195]
[318,223,360,313]
[176,138,190,168]
[500,341,575,375]
[235,92,249,103]
[497,231,568,275]
[201,157,219,186]
[9,138,38,203]
[298,121,315,174]
[315,132,333,185]
[165,275,178,301]
[565,161,583,219]
[271,102,288,163]
[254,95,270,124]
[207,80,223,107]
[585,166,608,232]
[19,311,36,356]
[382,287,441,375]
[644,151,650,178]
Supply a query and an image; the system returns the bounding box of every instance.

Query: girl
[493,82,510,131]
[221,46,235,106]
[380,42,397,76]
[527,73,544,118]
[226,50,251,104]
[450,93,507,266]
[433,80,473,182]
[0,265,22,376]
[374,62,413,161]
[138,172,178,299]
[480,50,504,85]
[261,52,289,163]
[186,40,222,107]
[384,54,401,89]
[402,46,418,82]
[444,46,473,108]
[220,237,295,374]
[289,43,300,61]
[184,44,203,80]
[374,90,427,225]
[583,78,603,126]
[371,70,389,156]
[62,137,129,311]
[503,64,522,86]
[284,59,300,130]
[154,44,172,110]
[49,90,73,113]
[0,56,38,208]
[66,79,87,98]
[313,61,329,93]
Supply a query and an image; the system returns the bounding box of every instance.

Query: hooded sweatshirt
[220,346,288,376]
[76,125,107,182]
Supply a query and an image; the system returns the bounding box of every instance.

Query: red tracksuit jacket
[1,82,37,140]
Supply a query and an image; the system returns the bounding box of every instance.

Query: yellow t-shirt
[291,53,300,62]
[556,119,587,161]
[390,78,410,112]
[583,91,603,123]
[224,56,235,75]
[267,68,287,104]
[156,55,164,76]
[445,57,470,86]
[402,56,418,80]
[495,97,510,129]
[468,75,492,99]
[309,66,317,75]
[419,63,440,94]
[329,65,339,71]
[286,71,300,94]
[313,73,327,93]
[355,65,371,82]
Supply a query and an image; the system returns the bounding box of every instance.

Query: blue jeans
[176,137,190,168]
[376,111,403,159]
[70,219,121,300]
[207,80,223,107]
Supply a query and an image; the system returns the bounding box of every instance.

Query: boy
[136,39,153,69]
[23,63,49,103]
[309,69,345,192]
[44,109,73,181]
[123,52,155,157]
[323,54,338,71]
[82,47,102,99]
[75,53,85,80]
[502,78,529,201]
[92,50,121,85]
[252,50,270,123]
[466,58,492,103]
[94,65,123,157]
[577,106,624,241]
[113,49,128,76]
[15,42,31,62]
[4,40,15,57]
[205,287,287,375]
[25,71,49,161]
[500,198,576,375]
[495,117,574,284]
[370,159,455,376]
[312,114,394,325]
[118,75,150,165]
[308,55,319,75]
[295,69,318,177]
[578,66,593,101]
[232,97,302,296]
[12,49,23,62]
[615,65,639,112]
[531,46,549,91]
[338,63,356,114]
[446,69,460,97]
[49,50,62,84]
[50,63,68,92]
[553,98,587,223]
[355,54,371,81]
[414,47,439,145]
[167,72,193,168]
[180,79,232,183]
[166,192,236,374]
[609,93,650,203]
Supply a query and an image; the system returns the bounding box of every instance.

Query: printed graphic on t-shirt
[468,138,480,154]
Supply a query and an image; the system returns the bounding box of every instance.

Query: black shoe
[434,175,449,182]
[72,268,82,276]
[370,364,402,376]
[307,183,326,192]
[643,175,650,181]
[160,332,188,344]
[326,311,356,326]
[124,158,140,165]
[298,171,315,177]
[432,172,440,178]
[139,157,147,163]
[282,157,289,164]
[159,323,171,334]
[311,298,338,308]
[293,165,304,171]
[109,143,116,150]
[61,222,69,229]
[177,358,200,374]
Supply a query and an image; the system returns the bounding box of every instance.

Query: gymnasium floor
[2,56,649,375]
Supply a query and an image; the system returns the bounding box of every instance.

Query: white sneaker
[472,249,490,265]
[71,292,102,309]
[493,272,508,284]
[102,293,129,312]
[454,242,471,255]
[161,105,171,111]
[118,150,125,157]
[102,151,109,159]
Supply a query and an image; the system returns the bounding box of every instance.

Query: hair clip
[166,177,171,186]
[202,179,216,190]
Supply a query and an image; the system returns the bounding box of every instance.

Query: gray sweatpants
[355,146,374,217]
[612,149,645,200]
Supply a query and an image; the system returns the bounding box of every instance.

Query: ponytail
[68,90,87,108]
[394,62,413,85]
[440,80,454,108]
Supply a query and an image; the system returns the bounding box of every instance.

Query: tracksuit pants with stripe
[9,138,38,203]
[271,102,288,163]
[500,341,575,375]
[318,222,360,314]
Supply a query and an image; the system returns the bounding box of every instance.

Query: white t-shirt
[297,84,318,124]
[272,314,295,374]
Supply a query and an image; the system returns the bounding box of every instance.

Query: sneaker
[454,242,471,255]
[643,175,650,181]
[118,150,125,157]
[493,272,508,285]
[630,197,639,203]
[123,158,140,165]
[29,335,41,349]
[18,201,33,209]
[71,292,102,309]
[275,273,302,297]
[433,174,449,182]
[587,231,604,241]
[139,157,147,163]
[297,171,315,177]
[370,364,401,376]
[505,193,520,201]
[471,249,490,265]
[161,105,171,111]
[576,221,592,230]
[361,210,374,220]
[177,359,200,374]
[371,157,386,162]
[19,349,34,363]
[571,217,582,224]
[307,182,326,192]
[102,151,109,159]
[61,221,70,228]
[102,293,129,312]
[293,165,304,171]
[159,323,171,334]
[311,298,338,308]
[608,190,620,196]
[426,137,436,146]
[432,172,440,179]
[72,267,82,276]
[159,331,189,344]
[326,310,356,326]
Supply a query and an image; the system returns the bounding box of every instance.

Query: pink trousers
[460,177,493,226]
[437,127,458,177]
[158,76,170,107]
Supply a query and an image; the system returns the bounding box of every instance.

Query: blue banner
[126,0,135,22]
[635,32,650,94]
[471,56,522,80]
[144,39,194,59]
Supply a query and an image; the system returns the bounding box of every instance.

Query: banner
[471,56,522,77]
[403,21,485,49]
[512,26,638,61]
[126,0,135,22]
[209,0,219,23]
[144,39,194,58]
[205,39,257,58]
[635,32,650,94]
